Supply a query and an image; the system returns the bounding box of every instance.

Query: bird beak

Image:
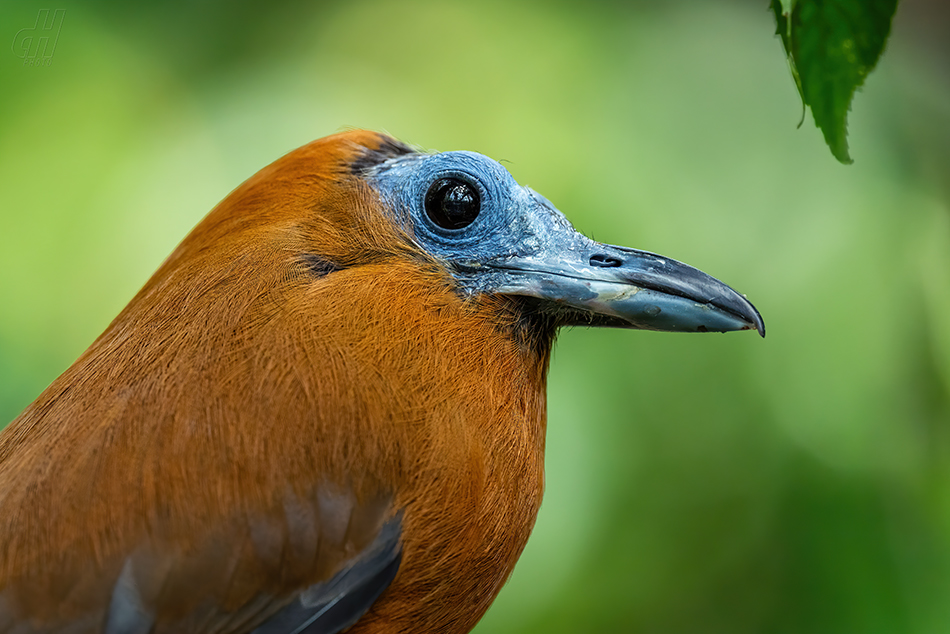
[470,192,765,336]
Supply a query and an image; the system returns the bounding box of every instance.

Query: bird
[0,129,764,633]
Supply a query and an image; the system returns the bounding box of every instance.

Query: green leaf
[771,0,898,164]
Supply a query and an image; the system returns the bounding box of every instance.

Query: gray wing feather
[251,514,402,634]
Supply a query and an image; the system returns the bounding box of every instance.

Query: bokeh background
[2,0,950,631]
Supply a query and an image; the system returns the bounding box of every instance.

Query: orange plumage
[0,130,762,633]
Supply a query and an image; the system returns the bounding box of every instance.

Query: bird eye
[424,178,481,230]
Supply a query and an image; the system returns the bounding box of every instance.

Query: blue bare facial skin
[366,150,764,337]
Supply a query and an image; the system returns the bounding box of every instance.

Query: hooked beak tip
[749,305,766,338]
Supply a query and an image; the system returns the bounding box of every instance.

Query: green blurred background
[2,0,950,631]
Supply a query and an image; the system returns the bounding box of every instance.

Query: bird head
[146,129,762,361]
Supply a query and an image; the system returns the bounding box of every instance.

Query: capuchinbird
[0,130,764,633]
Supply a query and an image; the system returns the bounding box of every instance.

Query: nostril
[589,254,623,268]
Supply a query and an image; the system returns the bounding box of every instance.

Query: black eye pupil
[424,178,480,230]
